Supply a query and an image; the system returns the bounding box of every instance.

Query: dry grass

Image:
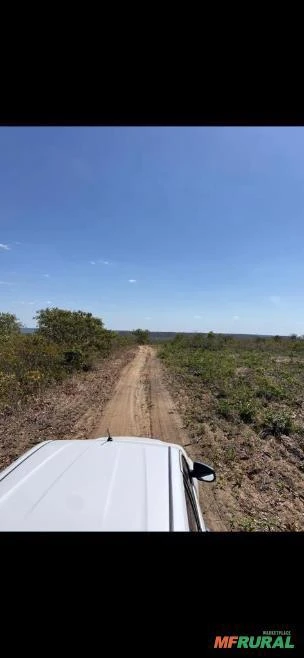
[0,347,136,471]
[159,335,304,531]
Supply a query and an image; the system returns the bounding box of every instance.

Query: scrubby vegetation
[159,332,304,436]
[0,309,135,414]
[159,332,304,530]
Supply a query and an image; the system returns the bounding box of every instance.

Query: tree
[132,328,150,345]
[35,307,105,348]
[172,333,184,344]
[290,333,297,341]
[191,333,204,348]
[0,312,22,335]
[206,330,217,350]
[273,335,281,342]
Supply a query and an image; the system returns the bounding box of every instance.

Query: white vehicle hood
[0,439,171,531]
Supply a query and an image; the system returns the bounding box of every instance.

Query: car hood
[0,439,172,531]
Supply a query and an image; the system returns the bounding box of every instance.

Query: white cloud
[43,274,50,278]
[128,279,136,283]
[90,261,96,265]
[193,315,201,319]
[233,315,240,320]
[99,260,109,265]
[0,280,12,285]
[145,316,151,320]
[0,243,10,251]
[13,241,21,245]
[269,295,281,306]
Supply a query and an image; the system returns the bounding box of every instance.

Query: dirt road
[90,346,184,440]
[90,346,226,530]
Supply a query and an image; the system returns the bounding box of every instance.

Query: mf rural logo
[213,630,295,650]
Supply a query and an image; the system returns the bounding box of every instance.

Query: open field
[159,334,304,530]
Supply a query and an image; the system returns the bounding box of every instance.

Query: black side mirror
[190,461,216,482]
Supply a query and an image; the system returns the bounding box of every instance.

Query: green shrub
[0,307,131,412]
[62,349,84,370]
[261,411,293,438]
[218,399,235,420]
[0,371,20,409]
[238,399,256,423]
[256,383,284,401]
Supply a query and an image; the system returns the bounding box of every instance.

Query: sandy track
[90,346,152,438]
[91,346,226,530]
[91,346,185,441]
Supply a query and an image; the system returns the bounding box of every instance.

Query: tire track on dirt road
[90,346,152,437]
[90,345,226,530]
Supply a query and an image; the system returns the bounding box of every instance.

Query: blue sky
[1,126,304,334]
